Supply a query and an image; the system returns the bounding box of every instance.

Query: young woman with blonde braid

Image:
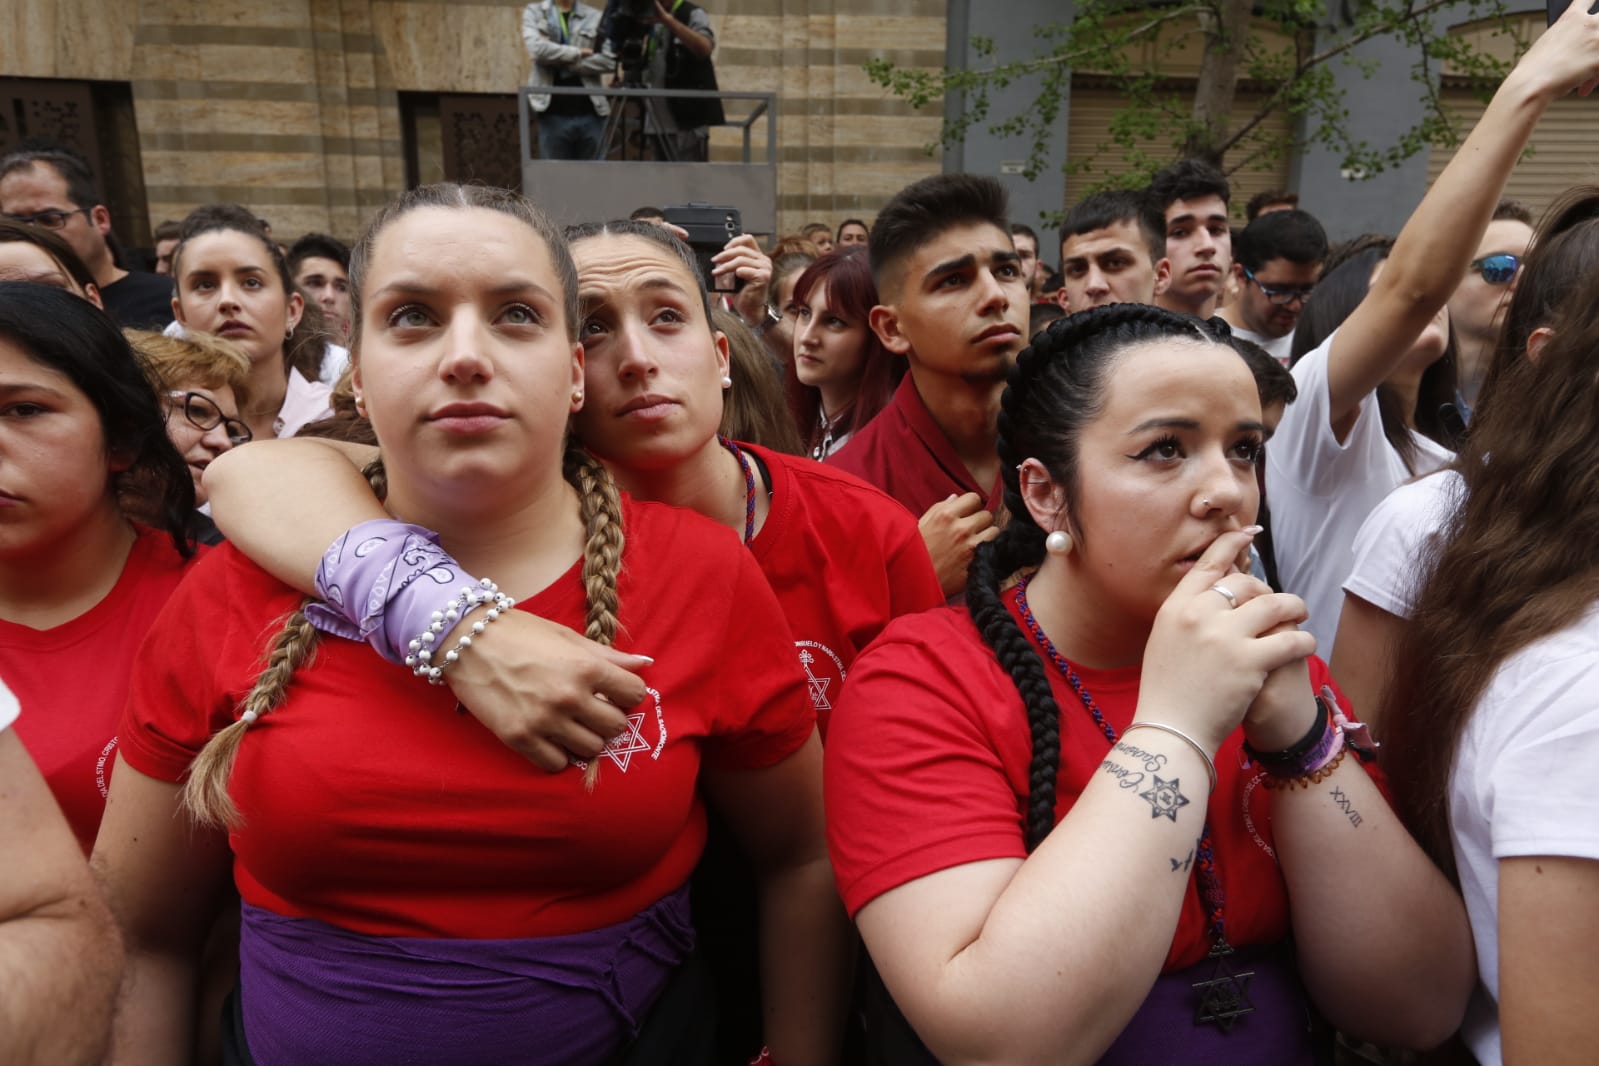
[199,216,935,1063]
[824,305,1474,1064]
[91,185,833,1066]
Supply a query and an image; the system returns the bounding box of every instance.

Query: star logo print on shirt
[600,712,651,772]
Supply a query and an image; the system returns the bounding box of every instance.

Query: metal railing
[518,85,778,232]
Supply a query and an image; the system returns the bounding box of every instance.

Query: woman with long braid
[90,185,829,1066]
[824,305,1473,1063]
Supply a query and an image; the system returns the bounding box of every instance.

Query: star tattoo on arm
[1139,774,1191,821]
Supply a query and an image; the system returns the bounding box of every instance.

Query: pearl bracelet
[404,580,515,684]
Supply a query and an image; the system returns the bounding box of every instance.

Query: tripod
[596,71,681,162]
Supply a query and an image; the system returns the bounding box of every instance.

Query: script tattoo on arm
[1329,785,1363,828]
[1171,849,1194,873]
[1098,756,1193,821]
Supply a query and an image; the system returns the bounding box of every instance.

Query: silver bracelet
[1122,721,1218,793]
[405,583,515,685]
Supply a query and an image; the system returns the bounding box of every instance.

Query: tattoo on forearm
[1098,758,1192,820]
[1112,740,1168,775]
[1329,785,1363,828]
[1171,849,1194,873]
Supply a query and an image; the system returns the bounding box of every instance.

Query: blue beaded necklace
[1013,572,1256,1031]
[717,434,757,545]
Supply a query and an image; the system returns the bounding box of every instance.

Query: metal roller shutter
[1425,89,1599,216]
[1064,82,1293,217]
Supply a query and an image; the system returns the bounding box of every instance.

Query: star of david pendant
[1192,939,1256,1031]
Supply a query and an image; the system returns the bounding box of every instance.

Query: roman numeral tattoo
[1329,785,1362,827]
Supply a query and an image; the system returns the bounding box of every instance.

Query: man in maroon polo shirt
[827,174,1030,598]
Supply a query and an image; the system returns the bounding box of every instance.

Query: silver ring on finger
[1209,583,1238,609]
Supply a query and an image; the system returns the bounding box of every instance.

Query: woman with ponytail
[823,305,1473,1063]
[91,185,830,1066]
[168,203,333,441]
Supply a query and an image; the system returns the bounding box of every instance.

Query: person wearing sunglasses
[126,330,254,544]
[1447,200,1534,421]
[0,144,175,331]
[1218,209,1328,366]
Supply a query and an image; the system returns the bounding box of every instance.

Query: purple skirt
[235,887,695,1066]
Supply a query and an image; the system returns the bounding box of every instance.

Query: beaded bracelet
[1261,739,1349,790]
[404,583,515,684]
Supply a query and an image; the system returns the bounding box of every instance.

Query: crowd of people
[1,5,1598,1065]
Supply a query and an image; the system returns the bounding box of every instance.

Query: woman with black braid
[824,304,1473,1064]
[90,185,826,1066]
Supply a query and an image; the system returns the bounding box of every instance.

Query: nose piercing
[1202,498,1212,508]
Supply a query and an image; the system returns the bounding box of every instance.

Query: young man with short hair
[1146,158,1232,319]
[1009,222,1043,299]
[827,173,1030,597]
[1055,189,1171,312]
[1219,208,1328,365]
[152,219,181,276]
[288,232,354,343]
[0,144,173,329]
[837,218,869,248]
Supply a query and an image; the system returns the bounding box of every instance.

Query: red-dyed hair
[783,248,903,455]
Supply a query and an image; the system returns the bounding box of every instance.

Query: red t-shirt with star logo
[119,497,814,939]
[742,443,943,739]
[824,589,1386,972]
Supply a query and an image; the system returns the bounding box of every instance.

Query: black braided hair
[966,303,1234,852]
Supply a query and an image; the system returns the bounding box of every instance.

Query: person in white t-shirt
[1331,185,1599,738]
[1381,186,1599,1066]
[1218,209,1327,366]
[0,678,122,1065]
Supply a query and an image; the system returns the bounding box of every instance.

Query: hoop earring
[1045,530,1073,555]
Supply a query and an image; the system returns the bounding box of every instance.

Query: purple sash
[1096,941,1318,1065]
[236,887,694,1066]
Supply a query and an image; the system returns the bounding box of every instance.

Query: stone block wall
[0,0,948,242]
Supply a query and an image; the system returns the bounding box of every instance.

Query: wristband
[306,518,478,665]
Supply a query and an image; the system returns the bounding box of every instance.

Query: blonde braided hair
[182,438,627,826]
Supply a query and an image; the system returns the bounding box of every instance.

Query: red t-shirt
[120,497,815,940]
[0,527,201,851]
[826,376,1003,521]
[824,590,1385,972]
[744,444,943,738]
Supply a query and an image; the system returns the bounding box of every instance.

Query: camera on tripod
[604,0,658,85]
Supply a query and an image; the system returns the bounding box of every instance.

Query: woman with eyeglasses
[126,330,254,545]
[1264,11,1599,660]
[0,283,200,852]
[169,203,332,442]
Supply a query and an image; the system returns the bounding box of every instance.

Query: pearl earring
[720,375,733,389]
[572,389,584,406]
[1045,530,1072,555]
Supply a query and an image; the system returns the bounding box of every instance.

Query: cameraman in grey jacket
[523,0,616,160]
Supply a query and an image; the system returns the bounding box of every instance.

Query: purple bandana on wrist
[306,518,474,665]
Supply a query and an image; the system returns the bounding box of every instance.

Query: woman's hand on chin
[1137,527,1316,756]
